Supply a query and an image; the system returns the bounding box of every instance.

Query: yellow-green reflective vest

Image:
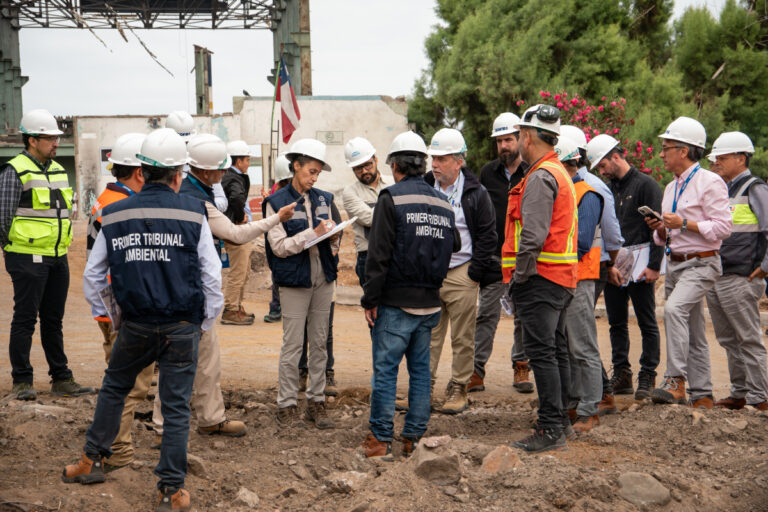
[721,174,766,276]
[4,154,73,257]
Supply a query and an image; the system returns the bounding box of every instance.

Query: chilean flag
[276,56,301,143]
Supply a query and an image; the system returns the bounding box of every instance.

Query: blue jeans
[84,320,200,490]
[369,305,440,442]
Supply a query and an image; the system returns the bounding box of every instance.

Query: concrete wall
[234,95,409,197]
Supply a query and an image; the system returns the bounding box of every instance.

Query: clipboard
[304,216,358,249]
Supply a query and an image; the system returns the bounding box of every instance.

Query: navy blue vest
[101,183,207,324]
[263,183,338,288]
[179,174,225,259]
[386,176,455,289]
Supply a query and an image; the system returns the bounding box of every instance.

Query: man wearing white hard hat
[502,104,577,453]
[342,137,393,287]
[470,112,533,395]
[587,133,663,406]
[1,109,95,400]
[220,140,256,325]
[705,131,768,411]
[85,132,153,470]
[646,117,732,408]
[263,138,340,430]
[424,128,497,415]
[68,128,223,511]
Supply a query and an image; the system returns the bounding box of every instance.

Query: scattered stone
[627,403,639,412]
[243,401,270,413]
[213,441,226,450]
[323,471,369,493]
[187,453,207,479]
[233,486,260,509]
[422,435,452,448]
[412,443,461,485]
[353,409,363,417]
[130,460,144,470]
[287,459,297,466]
[347,503,369,512]
[453,493,470,503]
[695,445,715,454]
[480,446,521,475]
[722,418,748,432]
[443,485,458,496]
[63,415,75,424]
[690,411,705,426]
[618,472,671,506]
[281,487,298,497]
[20,404,68,418]
[290,464,312,480]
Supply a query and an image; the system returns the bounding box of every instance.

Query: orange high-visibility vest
[501,152,578,289]
[573,180,603,281]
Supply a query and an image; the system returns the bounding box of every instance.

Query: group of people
[1,103,766,511]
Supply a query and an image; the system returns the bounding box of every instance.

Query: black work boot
[609,368,633,395]
[512,428,567,453]
[635,372,655,400]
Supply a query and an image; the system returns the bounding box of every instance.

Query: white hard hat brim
[285,152,332,172]
[589,141,620,170]
[514,121,559,135]
[491,127,519,138]
[346,149,376,168]
[657,132,705,149]
[22,127,64,136]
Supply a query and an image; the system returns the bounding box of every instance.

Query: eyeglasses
[660,144,683,152]
[36,135,60,143]
[523,105,560,124]
[353,160,375,173]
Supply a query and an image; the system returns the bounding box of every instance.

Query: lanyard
[187,174,211,200]
[666,164,700,255]
[113,182,135,196]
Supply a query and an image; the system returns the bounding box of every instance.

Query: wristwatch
[681,219,688,232]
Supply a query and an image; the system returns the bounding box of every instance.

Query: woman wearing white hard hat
[263,138,340,429]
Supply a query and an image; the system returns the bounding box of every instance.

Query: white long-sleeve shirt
[84,218,223,331]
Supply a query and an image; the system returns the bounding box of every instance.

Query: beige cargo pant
[223,241,252,312]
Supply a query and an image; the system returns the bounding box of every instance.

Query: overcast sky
[18,0,725,117]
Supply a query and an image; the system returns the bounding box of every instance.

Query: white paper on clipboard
[624,242,667,283]
[304,216,358,249]
[99,284,122,330]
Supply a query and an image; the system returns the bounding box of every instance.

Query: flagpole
[268,57,282,187]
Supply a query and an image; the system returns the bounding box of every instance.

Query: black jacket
[425,167,500,287]
[609,166,664,271]
[479,158,528,255]
[221,168,250,224]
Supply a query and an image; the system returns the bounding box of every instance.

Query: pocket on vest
[8,217,56,246]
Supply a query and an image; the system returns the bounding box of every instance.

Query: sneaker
[197,419,247,437]
[157,487,191,512]
[298,371,308,393]
[635,372,655,400]
[651,376,687,405]
[598,393,617,416]
[304,400,334,429]
[513,361,534,393]
[62,453,106,484]
[151,434,162,450]
[609,367,633,395]
[439,381,469,415]
[572,415,599,433]
[263,307,282,323]
[324,370,338,397]
[276,405,300,427]
[221,308,253,326]
[468,371,485,392]
[689,395,714,409]
[51,378,96,397]
[11,382,37,401]
[714,396,746,410]
[401,436,419,457]
[752,401,768,411]
[362,433,393,461]
[512,428,567,453]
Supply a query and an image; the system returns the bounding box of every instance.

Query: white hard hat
[428,128,467,156]
[515,104,561,135]
[344,137,376,167]
[20,109,63,136]
[226,140,253,157]
[708,131,755,161]
[108,133,146,167]
[136,128,188,168]
[387,131,428,160]
[586,134,620,170]
[165,111,196,141]
[275,153,293,182]
[187,134,231,170]
[560,125,587,150]
[491,113,520,138]
[658,116,706,149]
[286,138,331,171]
[555,136,580,163]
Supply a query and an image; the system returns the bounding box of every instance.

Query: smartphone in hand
[637,206,662,222]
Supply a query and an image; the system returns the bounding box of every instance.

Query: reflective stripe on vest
[730,177,760,233]
[4,154,73,257]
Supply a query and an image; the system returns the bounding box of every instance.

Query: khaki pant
[430,262,479,386]
[97,320,154,467]
[223,241,252,311]
[153,326,226,433]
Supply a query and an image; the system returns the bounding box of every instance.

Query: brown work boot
[401,436,419,458]
[238,305,255,321]
[513,361,534,393]
[572,415,600,433]
[298,370,308,393]
[689,395,714,409]
[305,400,335,429]
[598,393,617,416]
[197,419,247,437]
[439,381,469,414]
[752,401,768,411]
[157,487,191,512]
[566,408,578,424]
[651,376,687,405]
[714,396,746,410]
[362,432,393,461]
[609,367,634,395]
[276,405,301,427]
[220,308,253,326]
[468,371,485,392]
[324,370,338,397]
[62,453,106,484]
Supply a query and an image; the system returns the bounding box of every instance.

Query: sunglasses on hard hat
[523,105,560,124]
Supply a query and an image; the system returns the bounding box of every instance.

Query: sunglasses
[523,105,560,124]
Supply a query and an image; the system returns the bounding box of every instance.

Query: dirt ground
[1,219,767,512]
